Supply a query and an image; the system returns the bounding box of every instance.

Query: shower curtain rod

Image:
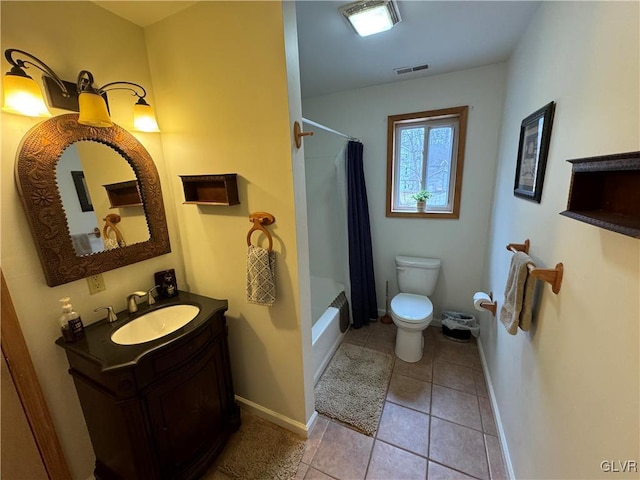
[302,117,361,143]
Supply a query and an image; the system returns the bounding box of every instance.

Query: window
[386,106,468,218]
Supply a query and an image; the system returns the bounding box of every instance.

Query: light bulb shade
[133,101,160,132]
[2,74,51,117]
[78,91,113,127]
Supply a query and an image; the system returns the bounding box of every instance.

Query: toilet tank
[396,256,441,296]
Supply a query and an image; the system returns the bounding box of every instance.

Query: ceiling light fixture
[2,49,160,132]
[339,0,401,37]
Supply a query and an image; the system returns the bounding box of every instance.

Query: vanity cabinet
[56,292,240,480]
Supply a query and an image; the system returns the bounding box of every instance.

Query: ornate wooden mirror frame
[15,114,171,286]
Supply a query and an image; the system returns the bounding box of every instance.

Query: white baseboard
[477,341,515,480]
[234,395,316,438]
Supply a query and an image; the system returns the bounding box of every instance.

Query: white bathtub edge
[312,306,345,385]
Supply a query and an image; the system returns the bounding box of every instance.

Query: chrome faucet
[94,305,117,322]
[127,291,148,313]
[147,285,159,305]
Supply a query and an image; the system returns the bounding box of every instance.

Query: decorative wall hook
[293,121,314,148]
[247,212,276,252]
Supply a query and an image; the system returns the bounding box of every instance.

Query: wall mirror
[15,114,171,286]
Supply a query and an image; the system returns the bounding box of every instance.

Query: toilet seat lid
[391,293,433,323]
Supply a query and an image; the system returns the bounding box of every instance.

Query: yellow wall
[1,2,185,478]
[144,1,308,426]
[482,2,640,478]
[2,2,308,477]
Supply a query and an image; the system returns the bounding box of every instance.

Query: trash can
[441,311,479,342]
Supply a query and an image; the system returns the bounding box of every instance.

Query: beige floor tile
[305,466,336,480]
[429,417,489,480]
[386,373,431,414]
[424,326,440,338]
[344,326,369,346]
[432,361,476,395]
[310,421,373,480]
[302,416,330,464]
[431,384,482,430]
[366,440,428,480]
[478,396,498,436]
[366,341,396,356]
[428,461,477,479]
[368,321,396,340]
[394,353,433,383]
[296,462,309,480]
[434,339,478,369]
[474,369,489,397]
[377,402,430,457]
[485,435,508,480]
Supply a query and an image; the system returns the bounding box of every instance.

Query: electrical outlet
[87,274,106,295]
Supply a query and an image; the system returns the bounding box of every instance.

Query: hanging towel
[499,251,534,335]
[71,234,92,256]
[246,245,276,306]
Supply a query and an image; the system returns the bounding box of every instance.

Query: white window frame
[386,106,468,219]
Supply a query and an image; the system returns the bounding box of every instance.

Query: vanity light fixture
[339,0,401,37]
[2,49,160,132]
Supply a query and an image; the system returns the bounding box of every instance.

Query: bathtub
[310,276,347,384]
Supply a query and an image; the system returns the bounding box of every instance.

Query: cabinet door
[146,335,231,478]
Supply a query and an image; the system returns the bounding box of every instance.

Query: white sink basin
[111,305,200,345]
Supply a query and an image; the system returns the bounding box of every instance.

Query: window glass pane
[397,126,425,208]
[387,106,467,218]
[425,126,453,207]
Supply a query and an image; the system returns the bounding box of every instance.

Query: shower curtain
[346,141,378,328]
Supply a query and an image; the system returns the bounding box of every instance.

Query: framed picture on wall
[71,170,94,212]
[514,101,556,203]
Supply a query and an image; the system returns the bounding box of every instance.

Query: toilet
[391,256,441,363]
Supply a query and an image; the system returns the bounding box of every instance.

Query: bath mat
[215,413,305,480]
[315,342,393,436]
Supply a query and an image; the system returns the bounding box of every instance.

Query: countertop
[55,290,228,372]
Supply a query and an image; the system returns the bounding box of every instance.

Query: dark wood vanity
[56,291,240,480]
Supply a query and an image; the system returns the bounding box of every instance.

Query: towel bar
[247,212,275,252]
[506,239,563,294]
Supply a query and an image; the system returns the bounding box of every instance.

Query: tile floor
[297,322,508,480]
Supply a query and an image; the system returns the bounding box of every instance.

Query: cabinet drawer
[152,325,213,377]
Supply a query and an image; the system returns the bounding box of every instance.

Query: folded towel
[500,251,534,335]
[518,270,536,332]
[246,245,276,306]
[71,234,92,256]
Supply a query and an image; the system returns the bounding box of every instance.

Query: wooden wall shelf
[180,174,240,206]
[103,180,142,208]
[560,151,640,238]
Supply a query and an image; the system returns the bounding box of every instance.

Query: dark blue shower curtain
[347,140,378,329]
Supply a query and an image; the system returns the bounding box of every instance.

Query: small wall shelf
[560,151,640,238]
[103,180,142,208]
[180,174,240,206]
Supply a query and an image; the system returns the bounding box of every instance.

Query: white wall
[482,2,639,478]
[303,126,348,284]
[1,3,184,478]
[303,64,507,318]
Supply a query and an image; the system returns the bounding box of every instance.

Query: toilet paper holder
[479,292,497,316]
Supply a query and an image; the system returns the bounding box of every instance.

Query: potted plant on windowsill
[411,190,432,213]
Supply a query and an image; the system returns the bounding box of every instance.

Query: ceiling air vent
[394,64,429,75]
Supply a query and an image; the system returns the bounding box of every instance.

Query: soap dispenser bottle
[59,297,84,341]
